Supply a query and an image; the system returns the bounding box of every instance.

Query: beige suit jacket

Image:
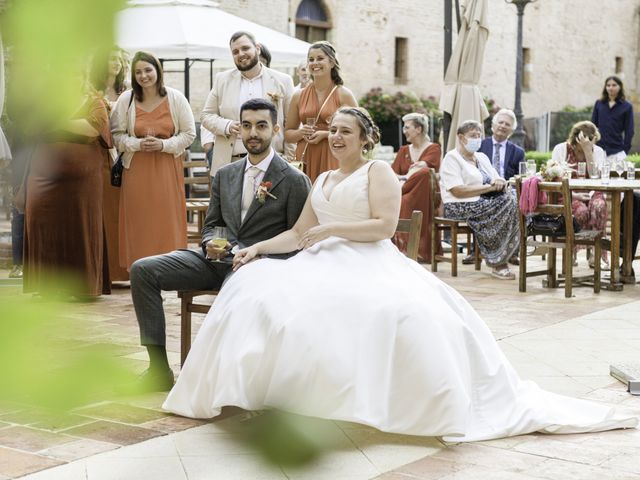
[201,66,295,175]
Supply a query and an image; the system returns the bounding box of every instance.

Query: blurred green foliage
[0,295,132,411]
[1,0,125,133]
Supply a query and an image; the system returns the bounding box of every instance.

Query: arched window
[295,0,331,43]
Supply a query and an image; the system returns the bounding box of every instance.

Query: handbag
[527,213,582,237]
[110,154,124,187]
[111,92,134,187]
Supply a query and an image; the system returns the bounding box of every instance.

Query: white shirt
[241,148,275,220]
[230,67,265,156]
[491,137,508,178]
[440,149,497,203]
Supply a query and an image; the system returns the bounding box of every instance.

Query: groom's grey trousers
[130,249,231,346]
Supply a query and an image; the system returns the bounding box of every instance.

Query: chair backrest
[428,168,441,217]
[396,210,423,261]
[183,154,211,199]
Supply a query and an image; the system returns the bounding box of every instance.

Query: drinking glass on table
[208,226,229,261]
[577,162,586,179]
[518,161,528,177]
[601,160,611,185]
[628,161,636,180]
[526,159,536,176]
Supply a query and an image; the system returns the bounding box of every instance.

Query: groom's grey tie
[241,166,261,221]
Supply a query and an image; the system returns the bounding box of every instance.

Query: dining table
[569,177,640,290]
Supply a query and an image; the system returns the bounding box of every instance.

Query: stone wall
[171,1,640,122]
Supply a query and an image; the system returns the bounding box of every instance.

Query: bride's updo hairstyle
[335,107,381,154]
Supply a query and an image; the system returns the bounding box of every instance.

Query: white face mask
[464,137,482,153]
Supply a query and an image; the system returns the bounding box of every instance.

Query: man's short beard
[245,140,270,155]
[236,55,259,72]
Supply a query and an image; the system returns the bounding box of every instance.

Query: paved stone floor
[1,253,640,479]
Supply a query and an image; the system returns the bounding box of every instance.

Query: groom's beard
[244,137,271,155]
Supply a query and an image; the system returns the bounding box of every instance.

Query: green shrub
[525,151,552,170]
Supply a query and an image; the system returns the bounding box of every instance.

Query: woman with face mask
[439,120,520,279]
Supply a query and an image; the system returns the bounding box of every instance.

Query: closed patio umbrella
[439,0,489,152]
[0,35,11,162]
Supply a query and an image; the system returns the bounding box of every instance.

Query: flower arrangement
[256,181,277,204]
[539,159,574,181]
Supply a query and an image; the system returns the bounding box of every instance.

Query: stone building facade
[180,0,640,121]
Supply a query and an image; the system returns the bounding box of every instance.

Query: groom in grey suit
[129,98,311,390]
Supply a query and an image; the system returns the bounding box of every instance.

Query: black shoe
[461,254,475,265]
[508,256,520,266]
[117,367,174,395]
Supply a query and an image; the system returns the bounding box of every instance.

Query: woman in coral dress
[391,113,442,262]
[111,51,195,270]
[285,41,357,183]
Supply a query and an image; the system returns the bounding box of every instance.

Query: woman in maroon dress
[391,113,442,262]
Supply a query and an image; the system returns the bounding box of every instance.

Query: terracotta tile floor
[1,252,639,479]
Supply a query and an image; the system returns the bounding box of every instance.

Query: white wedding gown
[164,162,638,442]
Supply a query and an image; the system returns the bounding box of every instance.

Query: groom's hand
[206,240,230,261]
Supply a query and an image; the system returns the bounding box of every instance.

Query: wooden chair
[177,210,424,366]
[428,168,481,276]
[515,177,602,298]
[183,155,211,244]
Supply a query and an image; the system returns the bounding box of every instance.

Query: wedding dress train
[164,162,638,442]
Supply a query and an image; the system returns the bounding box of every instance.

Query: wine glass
[145,127,156,139]
[613,157,625,180]
[208,226,229,261]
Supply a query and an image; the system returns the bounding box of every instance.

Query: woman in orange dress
[391,113,442,262]
[111,51,195,270]
[91,48,130,284]
[285,41,357,183]
[24,79,112,297]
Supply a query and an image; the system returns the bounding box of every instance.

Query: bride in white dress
[164,107,638,442]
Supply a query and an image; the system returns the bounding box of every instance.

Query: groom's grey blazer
[202,153,311,255]
[130,152,310,347]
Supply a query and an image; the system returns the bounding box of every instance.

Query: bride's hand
[232,246,259,271]
[298,225,332,249]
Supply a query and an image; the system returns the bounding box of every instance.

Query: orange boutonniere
[256,181,277,204]
[266,91,282,104]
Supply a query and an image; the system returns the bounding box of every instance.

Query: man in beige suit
[202,31,295,175]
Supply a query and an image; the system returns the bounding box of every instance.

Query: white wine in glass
[209,227,229,260]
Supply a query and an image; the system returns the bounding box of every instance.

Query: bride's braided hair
[335,107,381,153]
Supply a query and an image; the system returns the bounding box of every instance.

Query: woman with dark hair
[111,51,195,270]
[24,66,113,298]
[391,112,442,262]
[591,76,640,269]
[164,107,637,442]
[592,75,634,163]
[285,41,358,182]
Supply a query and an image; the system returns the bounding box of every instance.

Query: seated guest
[391,112,442,262]
[551,121,608,268]
[440,120,520,280]
[479,108,524,180]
